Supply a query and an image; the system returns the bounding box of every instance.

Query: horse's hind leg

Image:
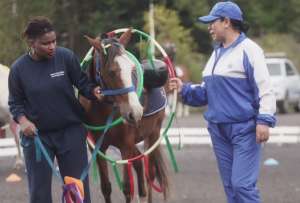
[145,111,169,203]
[96,156,112,203]
[146,145,169,203]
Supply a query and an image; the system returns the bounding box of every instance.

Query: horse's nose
[123,112,135,125]
[127,111,141,124]
[128,112,134,121]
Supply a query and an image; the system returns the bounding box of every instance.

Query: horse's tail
[147,145,169,200]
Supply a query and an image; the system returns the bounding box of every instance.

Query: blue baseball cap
[198,1,243,24]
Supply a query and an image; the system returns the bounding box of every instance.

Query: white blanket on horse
[0,64,10,123]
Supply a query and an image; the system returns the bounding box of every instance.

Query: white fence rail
[0,138,17,157]
[0,124,18,157]
[1,126,300,157]
[161,126,300,145]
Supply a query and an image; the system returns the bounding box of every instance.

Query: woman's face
[208,19,227,43]
[31,31,56,60]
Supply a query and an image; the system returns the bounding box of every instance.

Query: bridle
[93,38,136,97]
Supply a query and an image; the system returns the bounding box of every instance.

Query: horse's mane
[88,37,123,83]
[101,38,123,68]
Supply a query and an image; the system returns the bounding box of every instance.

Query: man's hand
[18,116,36,137]
[93,86,103,100]
[168,77,183,93]
[256,124,270,143]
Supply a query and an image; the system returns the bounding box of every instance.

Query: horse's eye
[108,70,116,77]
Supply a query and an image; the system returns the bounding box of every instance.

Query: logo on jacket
[50,71,65,78]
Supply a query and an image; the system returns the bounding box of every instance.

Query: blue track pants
[208,119,261,203]
[21,124,91,203]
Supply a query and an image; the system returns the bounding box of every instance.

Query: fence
[161,126,300,145]
[1,126,300,157]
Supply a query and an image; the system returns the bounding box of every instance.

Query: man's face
[31,31,56,60]
[208,18,227,43]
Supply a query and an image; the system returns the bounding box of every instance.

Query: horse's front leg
[120,147,147,203]
[96,155,112,203]
[132,147,147,202]
[121,150,133,203]
[121,146,144,203]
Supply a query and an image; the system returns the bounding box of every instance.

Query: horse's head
[85,29,143,125]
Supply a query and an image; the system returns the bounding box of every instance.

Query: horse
[0,64,23,169]
[79,29,169,203]
[0,64,10,127]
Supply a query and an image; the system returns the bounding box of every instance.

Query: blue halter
[94,48,135,96]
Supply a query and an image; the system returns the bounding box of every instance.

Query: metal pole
[149,0,155,56]
[12,0,17,17]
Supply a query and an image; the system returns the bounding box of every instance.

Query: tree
[0,0,55,65]
[143,5,206,81]
[1,0,300,70]
[290,0,300,41]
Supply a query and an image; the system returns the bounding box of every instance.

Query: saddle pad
[141,87,167,117]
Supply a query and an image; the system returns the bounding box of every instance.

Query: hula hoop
[111,28,176,78]
[87,111,176,165]
[112,28,178,118]
[86,28,178,166]
[81,50,144,131]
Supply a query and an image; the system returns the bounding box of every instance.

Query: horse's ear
[84,35,101,50]
[119,28,132,47]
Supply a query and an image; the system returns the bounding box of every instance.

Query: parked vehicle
[265,53,300,113]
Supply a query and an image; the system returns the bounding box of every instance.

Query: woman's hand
[169,77,183,93]
[93,86,103,100]
[256,124,270,143]
[18,116,36,137]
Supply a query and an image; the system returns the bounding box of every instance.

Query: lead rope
[34,108,116,203]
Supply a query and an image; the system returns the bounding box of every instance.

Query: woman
[169,2,276,203]
[8,16,101,203]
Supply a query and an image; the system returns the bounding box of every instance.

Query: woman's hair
[22,16,54,40]
[230,19,250,33]
[220,17,250,33]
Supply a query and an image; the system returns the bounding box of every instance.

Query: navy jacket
[8,47,96,132]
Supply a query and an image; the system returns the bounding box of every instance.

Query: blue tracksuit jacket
[181,33,276,126]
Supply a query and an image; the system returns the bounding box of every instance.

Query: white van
[265,54,300,113]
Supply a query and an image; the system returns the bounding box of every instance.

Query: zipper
[212,47,225,75]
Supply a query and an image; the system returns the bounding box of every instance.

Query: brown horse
[79,29,169,203]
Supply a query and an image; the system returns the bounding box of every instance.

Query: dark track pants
[208,119,261,203]
[21,124,91,203]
